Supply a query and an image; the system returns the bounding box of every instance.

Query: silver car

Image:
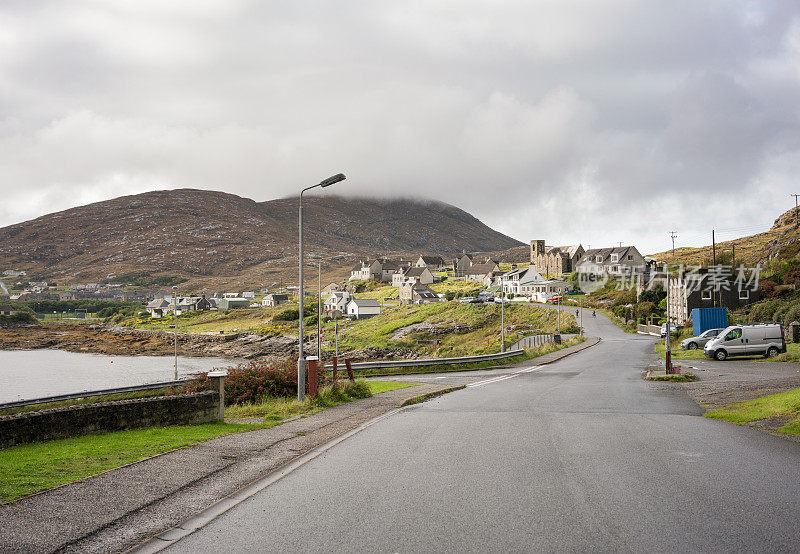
[680,328,723,350]
[703,323,787,361]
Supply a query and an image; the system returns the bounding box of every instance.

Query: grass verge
[0,380,412,503]
[352,336,586,377]
[704,388,800,435]
[0,421,271,503]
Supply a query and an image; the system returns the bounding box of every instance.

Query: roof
[146,299,171,308]
[267,294,289,300]
[467,263,498,276]
[348,298,381,308]
[419,255,445,265]
[404,267,430,277]
[518,269,545,285]
[411,285,438,299]
[581,246,640,264]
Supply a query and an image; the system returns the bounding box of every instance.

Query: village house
[346,297,382,319]
[145,298,171,318]
[499,266,544,296]
[415,256,446,270]
[453,254,474,277]
[392,266,434,288]
[399,282,442,304]
[217,297,250,310]
[262,293,290,307]
[576,246,646,278]
[324,291,351,315]
[667,268,760,326]
[0,304,15,316]
[521,279,572,303]
[530,241,585,277]
[465,262,501,286]
[322,282,343,295]
[349,260,383,281]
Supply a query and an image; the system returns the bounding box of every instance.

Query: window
[701,290,712,300]
[725,328,742,341]
[596,255,603,263]
[739,289,749,300]
[627,255,633,260]
[610,254,618,262]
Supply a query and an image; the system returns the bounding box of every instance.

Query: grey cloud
[1,0,800,255]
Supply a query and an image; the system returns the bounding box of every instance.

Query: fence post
[332,356,338,382]
[344,359,355,382]
[306,356,319,396]
[207,369,228,421]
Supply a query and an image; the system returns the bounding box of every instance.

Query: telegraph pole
[670,231,677,262]
[791,194,800,226]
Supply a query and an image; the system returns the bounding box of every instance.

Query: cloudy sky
[1,0,799,254]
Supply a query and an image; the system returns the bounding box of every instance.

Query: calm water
[0,350,238,403]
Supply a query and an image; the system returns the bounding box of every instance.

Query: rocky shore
[0,324,423,362]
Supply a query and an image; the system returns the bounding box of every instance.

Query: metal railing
[344,349,524,371]
[0,379,188,410]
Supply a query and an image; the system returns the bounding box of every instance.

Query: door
[720,327,745,355]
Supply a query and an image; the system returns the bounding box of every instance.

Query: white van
[703,323,786,361]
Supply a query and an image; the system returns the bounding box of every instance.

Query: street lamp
[298,173,346,401]
[500,275,505,352]
[172,285,178,380]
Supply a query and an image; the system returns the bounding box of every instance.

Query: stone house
[453,254,474,277]
[415,256,446,270]
[400,283,442,304]
[465,262,500,284]
[393,266,434,288]
[576,246,646,278]
[530,241,585,276]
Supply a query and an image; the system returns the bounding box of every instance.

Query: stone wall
[0,391,219,448]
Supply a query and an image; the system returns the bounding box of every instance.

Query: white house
[262,294,290,307]
[415,256,446,270]
[242,291,255,299]
[500,267,544,296]
[346,298,381,319]
[324,291,351,314]
[145,298,171,318]
[522,279,572,303]
[392,266,434,288]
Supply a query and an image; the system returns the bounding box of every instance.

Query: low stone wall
[637,324,661,336]
[0,391,219,448]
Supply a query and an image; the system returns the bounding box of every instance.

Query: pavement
[159,307,800,552]
[0,383,461,553]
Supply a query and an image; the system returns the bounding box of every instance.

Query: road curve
[165,309,800,552]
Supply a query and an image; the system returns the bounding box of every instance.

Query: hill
[650,207,800,267]
[0,190,522,288]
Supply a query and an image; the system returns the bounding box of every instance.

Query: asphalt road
[166,308,800,552]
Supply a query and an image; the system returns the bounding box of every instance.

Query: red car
[547,295,562,304]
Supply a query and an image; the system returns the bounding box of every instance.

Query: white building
[346,298,382,319]
[324,291,351,314]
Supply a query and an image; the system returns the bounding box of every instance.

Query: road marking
[467,365,542,387]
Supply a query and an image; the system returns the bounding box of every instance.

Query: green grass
[704,388,800,435]
[0,422,270,503]
[366,381,418,394]
[352,336,586,377]
[647,373,698,382]
[654,341,707,360]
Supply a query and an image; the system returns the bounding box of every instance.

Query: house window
[610,254,619,262]
[702,290,712,300]
[627,255,633,260]
[596,255,603,263]
[739,289,749,300]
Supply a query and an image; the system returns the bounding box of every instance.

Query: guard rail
[0,379,188,410]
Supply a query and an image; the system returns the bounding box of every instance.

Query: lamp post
[298,173,346,401]
[500,276,505,352]
[172,285,178,380]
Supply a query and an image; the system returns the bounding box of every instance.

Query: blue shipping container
[692,307,728,336]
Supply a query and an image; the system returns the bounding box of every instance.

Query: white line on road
[467,365,542,387]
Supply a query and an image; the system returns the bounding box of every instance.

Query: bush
[760,280,777,298]
[0,312,38,326]
[182,359,298,405]
[274,308,299,321]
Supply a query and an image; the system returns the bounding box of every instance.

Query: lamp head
[319,173,346,187]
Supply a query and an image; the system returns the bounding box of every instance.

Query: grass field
[704,388,800,435]
[0,380,413,503]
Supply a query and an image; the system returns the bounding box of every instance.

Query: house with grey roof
[346,297,382,319]
[400,283,442,304]
[415,256,446,270]
[465,262,501,285]
[576,246,646,278]
[392,266,434,288]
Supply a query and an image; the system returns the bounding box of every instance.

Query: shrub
[760,280,777,298]
[786,265,800,287]
[274,308,299,321]
[182,359,298,405]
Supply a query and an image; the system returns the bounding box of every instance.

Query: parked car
[680,328,723,350]
[703,323,787,361]
[547,295,562,304]
[458,297,475,303]
[660,323,679,338]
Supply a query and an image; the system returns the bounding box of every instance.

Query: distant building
[453,254,474,278]
[217,297,250,310]
[415,256,446,270]
[324,291,351,315]
[400,283,442,304]
[530,241,585,276]
[346,298,382,319]
[576,246,646,279]
[667,268,760,326]
[262,294,290,307]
